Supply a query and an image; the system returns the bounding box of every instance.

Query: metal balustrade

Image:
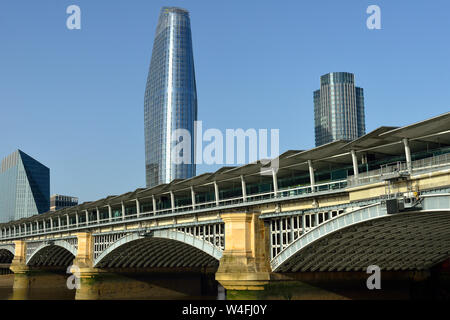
[347,153,450,187]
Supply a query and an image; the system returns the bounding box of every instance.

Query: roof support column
[403,138,412,173]
[43,220,46,233]
[57,217,61,230]
[241,175,247,202]
[136,199,141,218]
[308,160,315,193]
[272,168,278,197]
[351,149,359,181]
[170,191,175,213]
[362,153,368,164]
[50,217,53,231]
[214,181,220,206]
[108,205,112,222]
[121,201,125,220]
[96,207,100,224]
[75,212,79,227]
[191,187,196,209]
[152,196,156,215]
[84,210,88,225]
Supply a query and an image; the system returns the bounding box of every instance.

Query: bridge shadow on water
[264,261,450,300]
[0,269,220,300]
[0,268,449,300]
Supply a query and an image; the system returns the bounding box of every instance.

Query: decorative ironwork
[177,222,225,251]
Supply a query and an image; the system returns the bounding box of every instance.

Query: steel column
[308,160,315,192]
[241,175,247,202]
[214,181,220,206]
[403,138,412,173]
[191,186,196,209]
[351,149,359,180]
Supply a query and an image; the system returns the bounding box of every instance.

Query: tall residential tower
[0,150,49,223]
[314,72,366,146]
[144,7,197,188]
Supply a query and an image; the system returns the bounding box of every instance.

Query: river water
[0,270,221,300]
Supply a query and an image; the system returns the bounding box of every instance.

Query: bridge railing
[411,153,450,171]
[347,153,450,187]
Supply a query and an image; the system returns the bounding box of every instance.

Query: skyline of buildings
[0,150,49,223]
[144,6,198,188]
[1,2,448,212]
[314,72,366,147]
[1,6,445,212]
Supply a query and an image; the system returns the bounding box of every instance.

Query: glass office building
[0,150,50,223]
[50,194,78,211]
[144,7,197,187]
[314,72,366,146]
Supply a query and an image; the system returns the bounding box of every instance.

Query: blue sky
[1,0,449,203]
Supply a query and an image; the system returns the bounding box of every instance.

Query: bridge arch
[0,244,15,256]
[94,229,223,268]
[26,240,77,267]
[0,245,15,263]
[272,194,450,273]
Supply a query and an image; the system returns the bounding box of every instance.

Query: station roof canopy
[2,112,449,227]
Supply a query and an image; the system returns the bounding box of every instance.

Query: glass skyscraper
[144,7,197,188]
[0,150,50,223]
[314,72,366,146]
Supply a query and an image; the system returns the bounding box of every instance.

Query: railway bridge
[1,113,450,299]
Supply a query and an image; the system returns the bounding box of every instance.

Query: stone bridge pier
[215,211,271,292]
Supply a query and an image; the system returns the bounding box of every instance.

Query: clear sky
[1,0,449,203]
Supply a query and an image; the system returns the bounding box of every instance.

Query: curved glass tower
[144,7,197,188]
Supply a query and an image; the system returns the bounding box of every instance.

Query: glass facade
[50,194,78,211]
[0,150,49,222]
[314,72,366,146]
[144,7,197,188]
